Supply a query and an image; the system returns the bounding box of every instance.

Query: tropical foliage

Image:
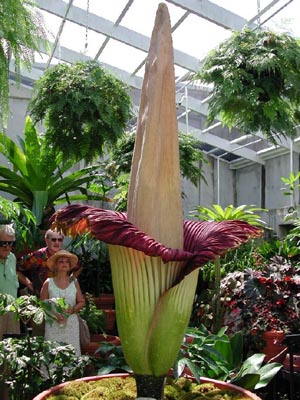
[92,342,132,375]
[69,234,112,296]
[190,204,266,332]
[0,336,89,400]
[79,293,106,334]
[196,28,300,143]
[0,0,48,127]
[28,60,133,163]
[0,117,105,226]
[0,195,43,252]
[0,294,90,400]
[101,131,208,211]
[104,131,207,186]
[222,256,300,337]
[191,204,267,226]
[280,171,300,221]
[175,326,281,390]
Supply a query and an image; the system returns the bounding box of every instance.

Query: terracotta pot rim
[32,373,261,400]
[89,333,119,340]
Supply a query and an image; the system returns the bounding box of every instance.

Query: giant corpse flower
[51,3,262,399]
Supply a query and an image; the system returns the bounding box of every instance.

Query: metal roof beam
[34,42,144,89]
[36,0,201,72]
[167,0,255,30]
[178,121,265,165]
[180,95,300,154]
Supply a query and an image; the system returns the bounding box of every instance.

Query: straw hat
[47,250,78,272]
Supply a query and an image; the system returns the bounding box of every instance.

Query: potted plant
[176,325,281,392]
[0,294,91,399]
[69,234,116,331]
[0,117,106,228]
[0,336,90,400]
[33,374,262,400]
[69,234,114,298]
[221,256,300,360]
[79,293,106,337]
[196,28,300,143]
[78,293,119,356]
[190,204,266,333]
[49,4,261,399]
[28,60,133,164]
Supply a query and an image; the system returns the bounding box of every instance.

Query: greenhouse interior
[5,0,300,237]
[1,1,300,400]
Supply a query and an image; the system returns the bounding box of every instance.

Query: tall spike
[127,3,183,249]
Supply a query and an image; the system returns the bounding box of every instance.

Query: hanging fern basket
[196,28,300,143]
[29,60,133,163]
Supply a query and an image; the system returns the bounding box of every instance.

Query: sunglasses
[50,238,63,243]
[0,241,15,247]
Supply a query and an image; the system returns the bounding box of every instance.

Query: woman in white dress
[40,250,85,356]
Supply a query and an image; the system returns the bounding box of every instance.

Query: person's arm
[40,279,49,301]
[17,271,34,292]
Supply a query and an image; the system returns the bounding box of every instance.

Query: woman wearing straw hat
[40,250,85,356]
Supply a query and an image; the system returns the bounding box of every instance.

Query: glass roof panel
[15,0,300,167]
[97,39,147,74]
[72,0,130,22]
[120,0,187,37]
[172,14,231,60]
[209,0,259,18]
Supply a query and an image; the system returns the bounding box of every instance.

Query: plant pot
[81,334,120,357]
[89,334,120,345]
[283,353,300,372]
[262,330,285,362]
[94,294,115,309]
[32,373,262,400]
[104,309,116,332]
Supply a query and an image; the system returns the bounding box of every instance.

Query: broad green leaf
[230,331,243,368]
[0,132,28,175]
[254,363,282,389]
[231,373,260,390]
[32,191,48,225]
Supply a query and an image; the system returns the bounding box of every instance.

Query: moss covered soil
[47,376,253,400]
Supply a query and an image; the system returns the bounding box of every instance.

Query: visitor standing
[40,250,85,356]
[17,229,65,296]
[17,229,81,297]
[0,224,20,340]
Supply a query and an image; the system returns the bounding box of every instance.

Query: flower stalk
[52,3,262,399]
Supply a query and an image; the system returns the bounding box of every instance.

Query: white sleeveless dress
[45,278,81,356]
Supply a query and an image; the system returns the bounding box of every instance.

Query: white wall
[7,83,32,139]
[236,164,262,207]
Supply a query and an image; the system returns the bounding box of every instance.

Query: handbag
[78,315,90,347]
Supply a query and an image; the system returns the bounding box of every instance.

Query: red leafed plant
[222,256,300,338]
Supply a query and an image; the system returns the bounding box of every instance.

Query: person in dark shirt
[17,229,81,297]
[17,229,65,296]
